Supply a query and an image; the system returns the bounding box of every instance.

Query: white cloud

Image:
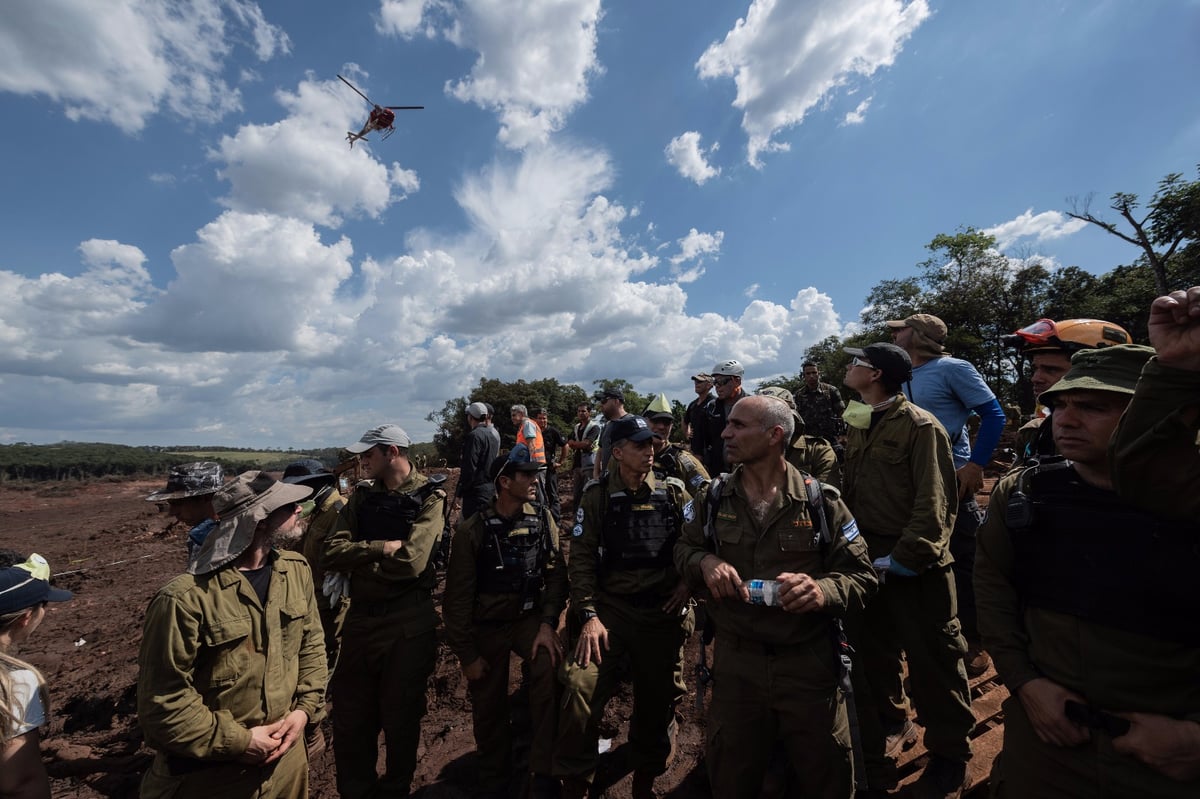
[745,283,760,298]
[0,0,289,133]
[842,97,873,126]
[0,143,845,447]
[444,0,604,148]
[697,0,930,166]
[670,229,725,265]
[665,131,722,185]
[983,209,1089,250]
[377,0,446,36]
[210,75,420,226]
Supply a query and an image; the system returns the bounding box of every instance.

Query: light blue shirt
[903,356,997,469]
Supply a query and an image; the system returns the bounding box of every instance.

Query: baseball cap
[608,415,657,445]
[346,424,412,453]
[711,360,745,377]
[1038,345,1155,403]
[489,443,545,482]
[466,402,489,420]
[886,313,948,344]
[690,373,713,383]
[0,554,73,615]
[598,388,625,403]
[844,343,913,385]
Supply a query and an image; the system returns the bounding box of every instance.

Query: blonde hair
[1,610,50,744]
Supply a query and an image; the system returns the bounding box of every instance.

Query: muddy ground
[2,471,999,798]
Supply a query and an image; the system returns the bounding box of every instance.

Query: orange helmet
[1003,318,1131,354]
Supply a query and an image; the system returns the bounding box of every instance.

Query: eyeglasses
[850,357,877,370]
[713,376,736,386]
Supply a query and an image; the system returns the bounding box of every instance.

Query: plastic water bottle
[745,579,780,607]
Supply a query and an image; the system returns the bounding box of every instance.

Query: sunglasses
[713,376,736,386]
[850,357,877,370]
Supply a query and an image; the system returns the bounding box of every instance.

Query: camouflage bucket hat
[145,461,224,502]
[188,471,311,576]
[1038,344,1155,403]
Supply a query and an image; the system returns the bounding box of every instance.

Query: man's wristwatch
[579,608,598,622]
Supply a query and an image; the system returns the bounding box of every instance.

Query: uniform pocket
[279,599,309,658]
[201,615,254,685]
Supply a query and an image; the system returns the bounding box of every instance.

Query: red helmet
[1003,318,1131,354]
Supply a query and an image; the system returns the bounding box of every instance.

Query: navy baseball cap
[0,554,73,615]
[608,415,657,445]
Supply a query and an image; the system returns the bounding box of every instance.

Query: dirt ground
[2,471,1000,798]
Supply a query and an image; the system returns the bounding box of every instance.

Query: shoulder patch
[688,473,706,489]
[682,499,696,523]
[664,476,686,492]
[575,506,585,524]
[572,523,584,538]
[841,519,860,542]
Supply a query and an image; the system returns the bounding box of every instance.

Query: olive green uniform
[1110,356,1200,520]
[137,550,327,799]
[652,441,711,494]
[976,470,1200,797]
[300,487,349,670]
[443,501,568,792]
[841,394,973,787]
[323,472,445,799]
[786,433,838,486]
[553,470,694,781]
[675,463,876,799]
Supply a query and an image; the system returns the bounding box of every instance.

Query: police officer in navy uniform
[554,416,694,799]
[976,344,1200,798]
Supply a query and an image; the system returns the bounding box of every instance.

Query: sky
[1,0,1198,449]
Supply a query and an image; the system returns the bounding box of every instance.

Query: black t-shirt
[240,562,272,605]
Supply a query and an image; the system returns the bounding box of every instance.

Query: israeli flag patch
[682,499,696,523]
[841,519,860,542]
[572,524,584,538]
[689,474,704,489]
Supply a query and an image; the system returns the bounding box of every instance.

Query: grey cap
[146,461,224,502]
[346,424,412,453]
[466,402,489,420]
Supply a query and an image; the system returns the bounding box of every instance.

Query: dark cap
[281,458,333,486]
[1039,344,1155,403]
[0,553,73,615]
[145,461,224,502]
[489,443,545,482]
[844,343,913,385]
[346,424,411,453]
[608,415,656,445]
[598,388,625,403]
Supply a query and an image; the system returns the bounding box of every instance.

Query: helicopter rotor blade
[386,106,424,110]
[337,74,373,106]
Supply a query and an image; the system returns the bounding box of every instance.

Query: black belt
[349,591,430,617]
[165,754,228,776]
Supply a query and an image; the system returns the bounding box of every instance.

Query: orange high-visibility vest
[516,419,546,463]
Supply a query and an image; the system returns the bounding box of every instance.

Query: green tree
[1067,165,1200,295]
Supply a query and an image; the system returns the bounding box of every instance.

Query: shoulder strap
[702,475,726,550]
[803,475,832,546]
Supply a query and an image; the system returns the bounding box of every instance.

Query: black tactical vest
[652,446,680,483]
[476,508,550,601]
[1007,460,1200,645]
[602,485,679,571]
[354,477,444,543]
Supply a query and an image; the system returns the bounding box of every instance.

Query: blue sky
[1,0,1197,448]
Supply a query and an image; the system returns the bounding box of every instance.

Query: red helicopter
[338,74,423,148]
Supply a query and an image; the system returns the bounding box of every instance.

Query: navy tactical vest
[602,485,680,571]
[476,507,551,602]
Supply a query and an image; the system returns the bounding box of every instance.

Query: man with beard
[137,472,325,799]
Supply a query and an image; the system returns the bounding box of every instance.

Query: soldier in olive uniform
[1111,285,1200,521]
[443,444,567,799]
[841,343,974,799]
[137,472,325,799]
[756,386,839,485]
[976,343,1200,797]
[675,394,876,799]
[323,425,447,799]
[644,392,711,494]
[793,361,846,448]
[554,416,695,799]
